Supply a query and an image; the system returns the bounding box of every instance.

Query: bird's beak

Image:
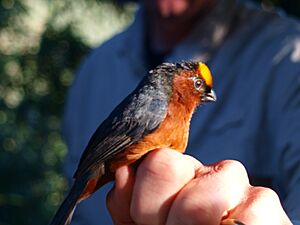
[202,89,217,102]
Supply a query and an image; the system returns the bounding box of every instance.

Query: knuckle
[253,186,280,203]
[247,186,283,219]
[138,149,182,181]
[220,160,246,172]
[213,160,248,180]
[207,160,250,203]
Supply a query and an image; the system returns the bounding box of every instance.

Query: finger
[130,148,203,225]
[226,186,292,225]
[107,165,135,225]
[167,160,250,225]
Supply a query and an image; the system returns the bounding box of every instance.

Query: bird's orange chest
[109,94,195,171]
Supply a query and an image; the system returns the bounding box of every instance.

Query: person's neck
[149,19,193,54]
[146,2,216,54]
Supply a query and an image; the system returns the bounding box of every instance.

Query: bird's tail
[49,179,86,225]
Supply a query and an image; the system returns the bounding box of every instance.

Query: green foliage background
[0,1,134,224]
[0,0,298,225]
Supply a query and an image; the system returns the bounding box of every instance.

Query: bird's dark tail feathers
[50,179,86,225]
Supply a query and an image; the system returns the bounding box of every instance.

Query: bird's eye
[193,78,204,91]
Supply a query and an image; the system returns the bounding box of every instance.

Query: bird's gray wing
[73,83,169,178]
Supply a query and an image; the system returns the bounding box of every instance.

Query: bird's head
[175,61,216,102]
[150,61,216,111]
[161,62,217,108]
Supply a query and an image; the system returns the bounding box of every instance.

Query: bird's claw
[221,218,246,225]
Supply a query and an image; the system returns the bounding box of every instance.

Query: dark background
[0,0,299,224]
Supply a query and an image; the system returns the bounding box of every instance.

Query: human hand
[107,149,292,225]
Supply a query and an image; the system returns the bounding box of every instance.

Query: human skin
[143,0,216,53]
[107,149,292,225]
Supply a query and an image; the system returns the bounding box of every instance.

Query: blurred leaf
[0,0,134,224]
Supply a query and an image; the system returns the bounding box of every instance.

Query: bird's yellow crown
[198,63,213,88]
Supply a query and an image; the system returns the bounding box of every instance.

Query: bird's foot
[221,218,246,225]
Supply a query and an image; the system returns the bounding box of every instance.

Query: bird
[50,61,217,225]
